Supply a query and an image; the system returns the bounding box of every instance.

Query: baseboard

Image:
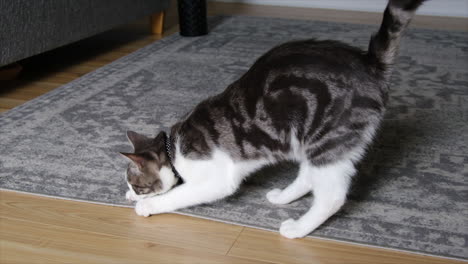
[207,1,468,32]
[210,0,468,18]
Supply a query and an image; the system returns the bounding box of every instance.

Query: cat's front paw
[135,199,153,217]
[279,218,308,239]
[126,190,142,201]
[266,188,285,204]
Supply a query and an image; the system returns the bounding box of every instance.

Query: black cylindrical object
[177,0,208,37]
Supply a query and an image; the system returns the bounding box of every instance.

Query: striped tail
[368,0,426,77]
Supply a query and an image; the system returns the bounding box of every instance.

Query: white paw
[279,218,308,239]
[266,188,285,204]
[135,199,153,217]
[126,190,142,201]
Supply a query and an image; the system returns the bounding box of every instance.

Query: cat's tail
[367,0,426,75]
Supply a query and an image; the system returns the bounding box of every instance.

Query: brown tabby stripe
[166,0,423,166]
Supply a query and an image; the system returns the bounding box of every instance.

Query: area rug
[1,16,467,260]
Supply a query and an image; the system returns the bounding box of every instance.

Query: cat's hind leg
[279,159,355,239]
[266,162,313,205]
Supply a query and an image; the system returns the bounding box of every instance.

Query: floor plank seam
[225,226,245,256]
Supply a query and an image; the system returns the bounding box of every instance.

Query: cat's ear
[126,130,151,151]
[120,152,146,169]
[153,131,167,143]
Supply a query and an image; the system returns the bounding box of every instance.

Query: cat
[121,0,426,239]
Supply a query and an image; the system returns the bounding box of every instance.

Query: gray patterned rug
[1,16,467,260]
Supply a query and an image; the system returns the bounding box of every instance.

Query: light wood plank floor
[1,2,467,263]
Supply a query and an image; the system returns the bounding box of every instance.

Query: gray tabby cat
[121,0,426,238]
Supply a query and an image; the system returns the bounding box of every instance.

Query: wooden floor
[1,3,467,263]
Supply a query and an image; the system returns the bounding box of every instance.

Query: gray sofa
[0,0,170,67]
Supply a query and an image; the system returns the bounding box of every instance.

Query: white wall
[211,0,468,18]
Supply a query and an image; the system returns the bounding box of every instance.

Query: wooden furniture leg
[0,63,22,80]
[150,12,165,34]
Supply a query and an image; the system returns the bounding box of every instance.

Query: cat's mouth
[152,186,172,196]
[126,183,170,201]
[126,174,179,201]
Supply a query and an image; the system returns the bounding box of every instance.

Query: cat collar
[163,133,183,182]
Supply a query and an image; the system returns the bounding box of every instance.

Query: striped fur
[172,0,426,164]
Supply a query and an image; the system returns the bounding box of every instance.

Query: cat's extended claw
[279,218,308,239]
[135,199,152,217]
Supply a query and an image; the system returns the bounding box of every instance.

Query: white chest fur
[174,147,268,194]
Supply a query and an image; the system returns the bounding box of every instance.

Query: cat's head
[121,131,178,199]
